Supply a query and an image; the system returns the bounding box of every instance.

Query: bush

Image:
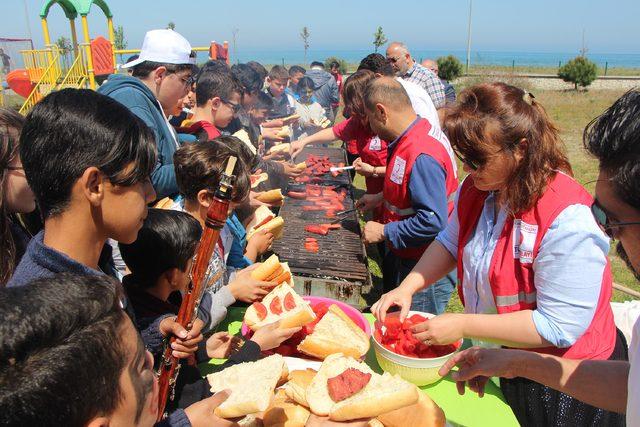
[558,56,597,90]
[437,55,463,81]
[324,56,348,74]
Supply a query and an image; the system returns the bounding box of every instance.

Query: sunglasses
[221,98,242,114]
[386,56,402,64]
[591,201,640,238]
[453,149,480,170]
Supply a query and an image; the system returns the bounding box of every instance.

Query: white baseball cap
[123,29,195,68]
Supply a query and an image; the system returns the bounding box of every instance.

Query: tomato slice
[270,296,283,315]
[252,302,268,321]
[284,292,296,310]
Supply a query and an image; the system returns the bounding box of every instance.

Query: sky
[1,0,639,54]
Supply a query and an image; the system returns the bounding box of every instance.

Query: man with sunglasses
[99,29,196,200]
[438,90,640,425]
[386,42,446,109]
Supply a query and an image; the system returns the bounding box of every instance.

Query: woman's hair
[295,76,315,96]
[444,82,572,213]
[0,108,25,285]
[342,69,375,118]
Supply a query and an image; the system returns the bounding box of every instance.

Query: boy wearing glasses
[186,66,243,141]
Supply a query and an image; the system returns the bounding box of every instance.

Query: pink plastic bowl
[241,296,371,337]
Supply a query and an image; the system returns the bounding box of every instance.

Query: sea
[224,49,640,69]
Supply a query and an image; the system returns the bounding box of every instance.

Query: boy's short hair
[132,60,195,78]
[247,61,268,82]
[268,65,289,82]
[174,140,250,203]
[253,91,274,111]
[119,209,202,288]
[216,134,258,171]
[20,88,156,218]
[289,65,306,76]
[231,64,263,95]
[310,61,325,69]
[358,53,394,76]
[0,273,130,426]
[195,68,242,107]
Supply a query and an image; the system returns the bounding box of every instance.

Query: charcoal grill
[271,146,372,310]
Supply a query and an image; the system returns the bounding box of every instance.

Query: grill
[271,145,372,309]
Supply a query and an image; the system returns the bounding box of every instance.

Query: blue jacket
[98,74,179,199]
[226,213,253,269]
[305,69,339,112]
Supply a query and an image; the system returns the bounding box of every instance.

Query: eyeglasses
[453,149,480,170]
[221,98,242,114]
[387,56,402,64]
[6,166,24,171]
[591,201,640,238]
[453,140,521,171]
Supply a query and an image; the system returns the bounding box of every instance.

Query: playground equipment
[12,0,229,115]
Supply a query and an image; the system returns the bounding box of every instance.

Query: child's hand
[250,321,301,351]
[261,127,285,141]
[248,191,268,208]
[206,332,243,359]
[263,119,285,128]
[159,317,205,359]
[184,390,237,427]
[282,162,303,178]
[247,228,274,257]
[228,264,279,302]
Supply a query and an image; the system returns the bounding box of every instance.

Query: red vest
[456,172,616,360]
[382,118,458,260]
[359,134,387,195]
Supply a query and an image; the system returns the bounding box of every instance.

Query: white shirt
[396,77,440,128]
[628,317,640,425]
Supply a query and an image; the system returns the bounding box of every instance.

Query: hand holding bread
[251,320,302,351]
[228,264,279,303]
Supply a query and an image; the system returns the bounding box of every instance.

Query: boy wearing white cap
[99,29,196,200]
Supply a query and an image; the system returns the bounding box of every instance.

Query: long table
[202,308,519,427]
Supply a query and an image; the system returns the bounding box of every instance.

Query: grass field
[353,87,639,312]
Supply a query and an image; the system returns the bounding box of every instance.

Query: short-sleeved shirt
[402,63,446,109]
[333,118,386,194]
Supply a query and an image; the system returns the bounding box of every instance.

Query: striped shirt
[402,63,446,109]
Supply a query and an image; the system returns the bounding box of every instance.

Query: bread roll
[263,389,310,427]
[376,391,446,427]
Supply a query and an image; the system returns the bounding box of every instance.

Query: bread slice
[207,354,286,418]
[250,172,269,189]
[247,216,284,241]
[250,254,282,281]
[244,281,316,331]
[268,142,291,154]
[276,126,291,139]
[305,354,419,421]
[376,390,446,427]
[256,189,284,203]
[246,205,275,231]
[297,305,370,360]
[284,369,317,407]
[306,354,374,416]
[233,129,257,154]
[329,372,419,421]
[263,389,310,427]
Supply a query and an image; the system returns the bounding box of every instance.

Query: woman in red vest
[372,82,627,426]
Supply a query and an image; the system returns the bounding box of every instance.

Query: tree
[114,25,127,50]
[56,36,73,68]
[373,26,388,53]
[166,21,176,30]
[324,56,348,74]
[437,55,463,81]
[558,56,597,90]
[300,27,310,64]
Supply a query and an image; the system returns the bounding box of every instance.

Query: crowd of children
[1,26,639,427]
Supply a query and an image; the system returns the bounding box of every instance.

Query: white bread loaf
[244,281,316,331]
[284,369,317,408]
[375,391,446,427]
[297,305,370,360]
[206,354,287,418]
[263,389,310,427]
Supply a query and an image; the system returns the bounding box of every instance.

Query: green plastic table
[203,308,519,427]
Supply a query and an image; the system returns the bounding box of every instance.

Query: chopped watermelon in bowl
[240,296,370,359]
[372,311,462,386]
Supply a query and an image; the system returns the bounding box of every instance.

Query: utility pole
[465,0,472,74]
[580,28,588,57]
[22,0,34,45]
[232,28,239,63]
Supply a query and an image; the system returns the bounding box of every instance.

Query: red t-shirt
[186,120,221,140]
[333,118,387,194]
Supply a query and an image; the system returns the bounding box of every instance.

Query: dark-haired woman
[372,82,626,426]
[0,109,36,285]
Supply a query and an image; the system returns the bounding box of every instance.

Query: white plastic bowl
[371,311,462,386]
